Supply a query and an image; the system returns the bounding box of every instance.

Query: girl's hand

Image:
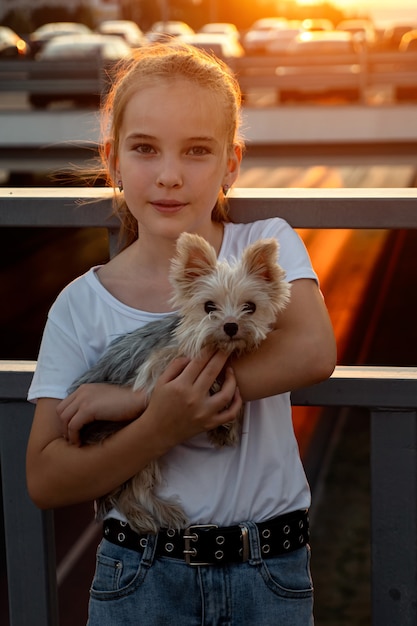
[144,349,242,448]
[57,383,147,446]
[27,351,242,509]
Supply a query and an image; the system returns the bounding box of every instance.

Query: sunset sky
[327,0,416,25]
[295,0,416,25]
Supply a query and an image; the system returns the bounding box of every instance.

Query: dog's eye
[242,302,256,314]
[204,301,217,313]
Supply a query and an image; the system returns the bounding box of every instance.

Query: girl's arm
[26,350,242,510]
[231,278,337,401]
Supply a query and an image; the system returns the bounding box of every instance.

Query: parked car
[28,33,132,109]
[242,17,288,53]
[96,20,145,47]
[336,19,377,48]
[382,24,415,50]
[287,30,359,55]
[399,28,417,52]
[264,21,303,54]
[301,18,334,32]
[29,22,92,56]
[146,21,194,43]
[198,22,240,41]
[395,29,417,101]
[179,33,244,64]
[278,31,361,103]
[0,25,30,57]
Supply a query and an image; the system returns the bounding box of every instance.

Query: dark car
[28,33,132,109]
[29,22,92,56]
[0,26,30,57]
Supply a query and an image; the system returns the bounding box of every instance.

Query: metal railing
[1,49,417,104]
[231,49,417,103]
[1,187,417,626]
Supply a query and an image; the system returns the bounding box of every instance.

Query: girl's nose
[156,159,183,188]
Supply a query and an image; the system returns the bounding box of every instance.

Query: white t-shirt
[28,218,317,526]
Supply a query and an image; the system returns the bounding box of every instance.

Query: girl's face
[114,78,241,244]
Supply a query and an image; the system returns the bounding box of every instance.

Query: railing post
[371,408,417,626]
[0,400,59,626]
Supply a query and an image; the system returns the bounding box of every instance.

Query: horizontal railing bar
[1,188,417,230]
[2,52,416,90]
[2,361,416,408]
[1,186,416,625]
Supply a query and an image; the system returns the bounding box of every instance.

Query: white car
[96,20,146,47]
[278,31,362,103]
[198,22,240,41]
[146,21,194,42]
[179,33,244,64]
[242,17,289,53]
[29,33,133,109]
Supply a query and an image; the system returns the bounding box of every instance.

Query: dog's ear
[172,233,217,282]
[242,238,291,313]
[242,239,281,282]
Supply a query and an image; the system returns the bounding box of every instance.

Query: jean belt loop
[138,532,158,568]
[244,521,262,565]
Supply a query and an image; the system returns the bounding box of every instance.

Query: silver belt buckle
[183,524,218,566]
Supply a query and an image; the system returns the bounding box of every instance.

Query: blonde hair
[99,41,244,248]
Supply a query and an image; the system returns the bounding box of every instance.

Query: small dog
[71,232,291,533]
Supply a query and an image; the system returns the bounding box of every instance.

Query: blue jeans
[87,521,314,625]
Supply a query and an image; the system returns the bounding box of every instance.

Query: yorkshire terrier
[71,232,291,534]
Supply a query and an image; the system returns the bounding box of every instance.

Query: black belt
[103,510,309,566]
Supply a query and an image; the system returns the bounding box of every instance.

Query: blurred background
[0,0,416,624]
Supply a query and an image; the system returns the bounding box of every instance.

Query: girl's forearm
[231,326,336,402]
[231,279,337,401]
[27,405,172,509]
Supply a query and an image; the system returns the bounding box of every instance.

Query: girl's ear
[105,140,120,184]
[223,143,242,190]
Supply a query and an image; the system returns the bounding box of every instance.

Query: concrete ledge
[1,106,417,148]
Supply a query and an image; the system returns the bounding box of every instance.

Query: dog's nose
[224,322,239,338]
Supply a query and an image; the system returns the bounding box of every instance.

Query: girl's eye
[242,302,256,314]
[135,144,155,154]
[188,146,210,156]
[204,301,217,313]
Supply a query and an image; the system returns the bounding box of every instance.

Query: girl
[26,42,336,625]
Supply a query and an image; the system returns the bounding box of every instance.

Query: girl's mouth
[151,200,186,212]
